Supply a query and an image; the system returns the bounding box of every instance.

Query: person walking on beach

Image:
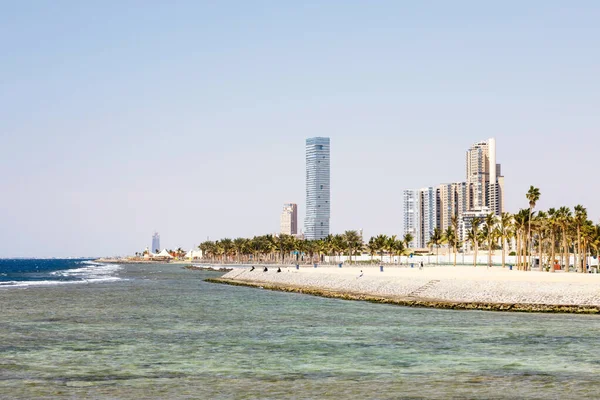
[419,261,423,270]
[357,270,363,279]
[250,266,255,271]
[263,266,268,272]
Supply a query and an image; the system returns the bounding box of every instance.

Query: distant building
[280,203,298,235]
[304,137,330,240]
[402,189,420,248]
[466,138,504,215]
[403,138,505,250]
[151,232,160,253]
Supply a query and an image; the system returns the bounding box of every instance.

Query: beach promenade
[212,265,600,313]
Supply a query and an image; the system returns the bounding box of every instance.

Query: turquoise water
[1,263,599,399]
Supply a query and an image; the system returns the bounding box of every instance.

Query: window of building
[318,145,323,150]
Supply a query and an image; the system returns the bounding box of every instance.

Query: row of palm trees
[445,186,599,272]
[198,231,416,265]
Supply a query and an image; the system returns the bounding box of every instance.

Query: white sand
[222,265,600,306]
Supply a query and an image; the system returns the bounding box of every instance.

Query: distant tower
[304,137,330,240]
[280,203,298,235]
[152,232,160,253]
[465,138,503,215]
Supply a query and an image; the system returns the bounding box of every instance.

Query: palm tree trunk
[538,233,543,271]
[488,235,492,268]
[502,237,506,268]
[550,231,555,273]
[563,230,569,273]
[577,228,581,273]
[453,245,457,267]
[516,232,520,270]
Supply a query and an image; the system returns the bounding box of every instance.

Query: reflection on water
[1,264,599,399]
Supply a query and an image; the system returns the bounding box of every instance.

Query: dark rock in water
[184,266,233,272]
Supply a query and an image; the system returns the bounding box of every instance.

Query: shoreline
[208,266,600,314]
[207,277,600,314]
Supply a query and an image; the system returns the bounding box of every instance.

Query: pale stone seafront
[215,265,600,312]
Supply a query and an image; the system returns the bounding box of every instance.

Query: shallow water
[1,263,599,399]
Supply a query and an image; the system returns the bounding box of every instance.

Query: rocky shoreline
[207,277,600,314]
[208,266,600,314]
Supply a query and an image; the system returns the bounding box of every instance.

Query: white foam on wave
[1,262,124,289]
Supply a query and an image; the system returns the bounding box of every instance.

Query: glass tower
[304,137,330,240]
[151,232,160,253]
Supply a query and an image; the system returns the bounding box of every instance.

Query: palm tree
[513,209,530,270]
[526,186,541,270]
[498,212,512,268]
[403,233,414,263]
[557,206,572,272]
[344,230,363,264]
[394,238,406,264]
[366,237,378,263]
[470,217,482,267]
[233,238,247,263]
[574,205,588,273]
[451,214,459,266]
[484,213,497,268]
[443,227,457,266]
[534,211,547,270]
[331,234,346,264]
[386,235,398,264]
[428,228,443,265]
[546,208,558,272]
[374,234,388,263]
[220,238,234,263]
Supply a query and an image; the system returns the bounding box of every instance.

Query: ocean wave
[0,276,122,288]
[1,262,124,289]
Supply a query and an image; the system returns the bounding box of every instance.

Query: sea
[1,259,599,399]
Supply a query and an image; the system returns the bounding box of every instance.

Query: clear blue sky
[1,1,599,257]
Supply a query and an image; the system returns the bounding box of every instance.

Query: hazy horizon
[2,1,599,257]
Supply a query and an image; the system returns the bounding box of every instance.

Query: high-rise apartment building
[466,138,504,215]
[280,203,298,235]
[402,189,420,248]
[304,137,330,240]
[151,232,160,253]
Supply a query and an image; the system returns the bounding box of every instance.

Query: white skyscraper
[402,189,420,248]
[304,137,330,240]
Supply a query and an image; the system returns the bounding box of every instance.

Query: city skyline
[404,138,504,249]
[2,2,600,257]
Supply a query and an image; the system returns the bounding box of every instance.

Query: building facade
[304,137,330,240]
[280,203,298,235]
[151,232,160,253]
[402,189,420,248]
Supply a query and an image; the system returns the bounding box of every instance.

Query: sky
[1,1,599,257]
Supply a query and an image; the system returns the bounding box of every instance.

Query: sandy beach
[214,265,600,313]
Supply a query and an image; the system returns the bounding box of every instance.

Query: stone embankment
[207,266,600,314]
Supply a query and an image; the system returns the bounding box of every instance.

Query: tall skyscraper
[304,137,330,240]
[151,232,160,253]
[280,203,298,235]
[466,138,504,215]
